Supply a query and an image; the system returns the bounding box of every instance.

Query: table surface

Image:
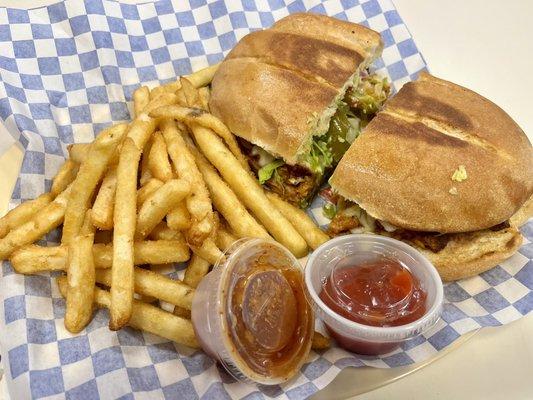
[1,1,532,399]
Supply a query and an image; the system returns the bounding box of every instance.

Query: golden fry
[91,166,117,230]
[180,77,201,108]
[62,123,127,244]
[166,201,191,231]
[51,159,79,196]
[198,87,210,111]
[161,119,213,244]
[133,86,150,117]
[216,226,238,251]
[67,143,91,164]
[149,222,184,241]
[10,240,189,274]
[183,254,210,289]
[65,233,95,333]
[266,192,330,250]
[311,331,331,350]
[135,179,190,239]
[151,106,249,171]
[185,63,220,88]
[0,193,54,239]
[57,277,198,348]
[148,132,173,182]
[137,178,164,208]
[190,237,223,265]
[111,138,141,330]
[96,267,194,309]
[139,138,153,185]
[127,93,177,149]
[192,125,308,257]
[187,140,270,240]
[0,187,71,260]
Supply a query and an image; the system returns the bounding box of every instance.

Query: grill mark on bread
[380,108,512,160]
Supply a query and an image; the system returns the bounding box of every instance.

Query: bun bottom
[413,227,523,282]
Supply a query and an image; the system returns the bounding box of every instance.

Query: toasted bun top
[330,73,533,233]
[209,13,382,163]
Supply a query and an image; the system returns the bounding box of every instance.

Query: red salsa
[319,258,427,354]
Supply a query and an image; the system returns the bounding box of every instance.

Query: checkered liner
[0,0,531,398]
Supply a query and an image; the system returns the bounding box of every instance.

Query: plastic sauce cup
[305,234,443,355]
[192,238,314,385]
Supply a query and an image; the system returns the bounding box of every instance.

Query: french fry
[0,193,54,239]
[91,166,117,230]
[57,277,199,348]
[186,63,220,88]
[51,159,79,196]
[312,331,331,350]
[140,138,153,185]
[190,237,224,265]
[266,193,330,250]
[166,201,191,231]
[161,119,213,244]
[149,222,184,241]
[133,86,150,117]
[148,132,173,182]
[150,63,220,99]
[137,178,164,208]
[151,106,249,171]
[191,125,308,257]
[216,226,237,251]
[80,210,96,236]
[111,138,142,329]
[96,268,194,309]
[10,240,190,274]
[65,232,95,333]
[183,254,210,289]
[62,123,127,244]
[135,179,191,239]
[187,140,270,240]
[180,77,201,108]
[68,143,91,164]
[11,245,68,273]
[198,87,210,111]
[127,93,177,149]
[0,187,71,260]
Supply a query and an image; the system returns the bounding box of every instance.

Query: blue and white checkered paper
[0,0,531,399]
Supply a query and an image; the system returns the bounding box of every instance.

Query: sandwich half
[327,72,533,281]
[209,13,390,207]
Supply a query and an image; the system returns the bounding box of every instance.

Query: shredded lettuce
[302,136,334,175]
[345,74,390,122]
[258,159,284,184]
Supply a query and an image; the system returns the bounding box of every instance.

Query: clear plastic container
[305,234,443,355]
[191,238,314,385]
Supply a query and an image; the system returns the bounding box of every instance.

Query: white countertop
[1,1,532,399]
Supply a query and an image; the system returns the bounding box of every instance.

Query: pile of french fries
[0,64,330,351]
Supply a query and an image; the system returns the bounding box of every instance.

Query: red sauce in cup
[319,259,427,354]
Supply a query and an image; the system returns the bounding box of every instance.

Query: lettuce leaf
[258,159,284,184]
